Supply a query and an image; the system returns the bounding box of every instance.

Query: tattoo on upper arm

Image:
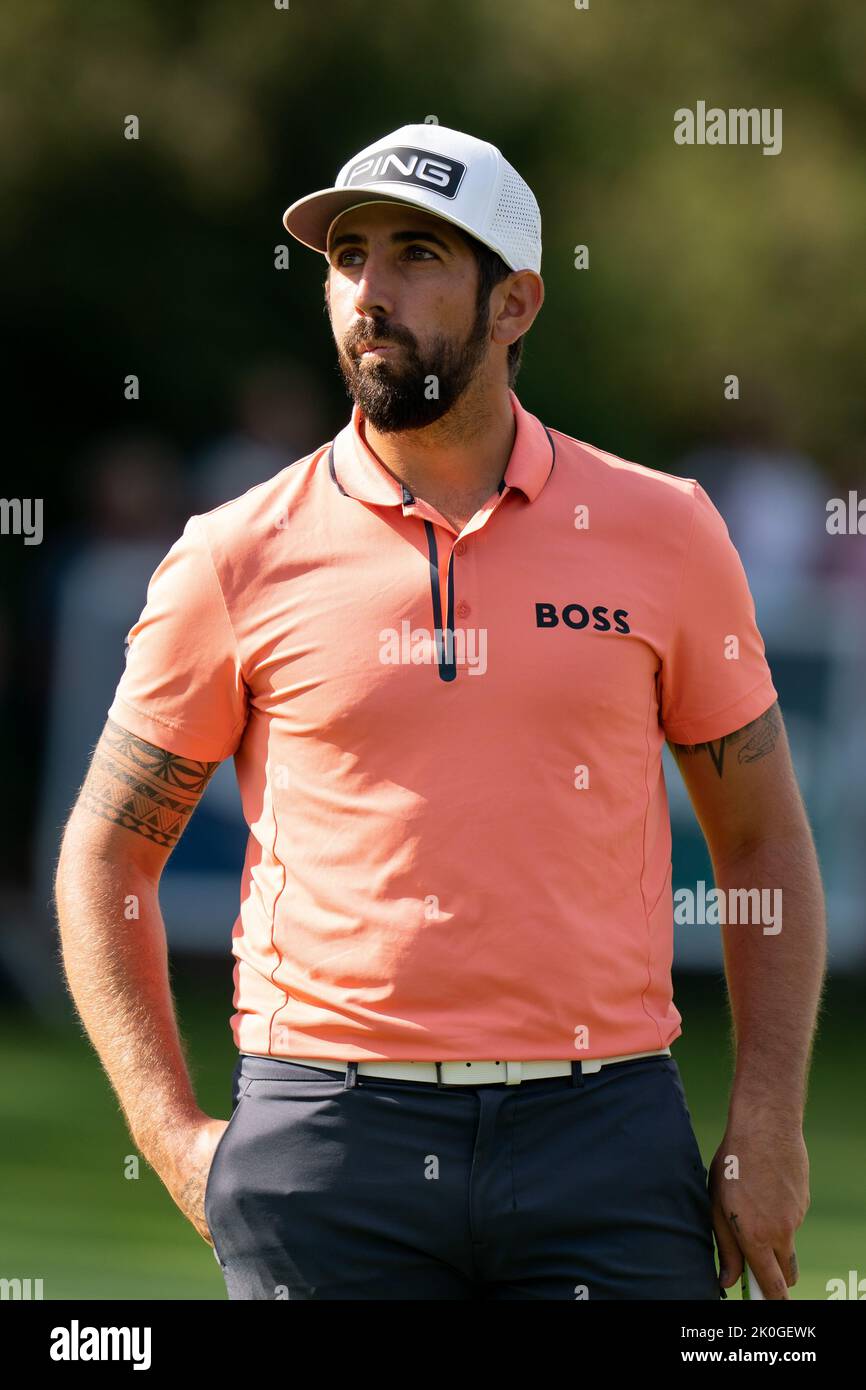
[80,718,220,846]
[668,701,782,779]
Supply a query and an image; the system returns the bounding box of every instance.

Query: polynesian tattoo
[668,701,782,780]
[80,717,219,846]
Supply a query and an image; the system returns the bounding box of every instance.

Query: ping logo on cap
[343,146,467,199]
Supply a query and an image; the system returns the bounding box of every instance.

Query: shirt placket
[402,485,511,683]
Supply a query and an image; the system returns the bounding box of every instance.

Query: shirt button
[455,541,467,556]
[456,600,470,618]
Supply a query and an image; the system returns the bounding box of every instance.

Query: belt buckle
[433,1060,521,1086]
[435,1060,509,1086]
[437,1060,477,1086]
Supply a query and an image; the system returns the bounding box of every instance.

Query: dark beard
[334,298,490,433]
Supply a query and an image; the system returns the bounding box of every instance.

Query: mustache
[345,322,416,353]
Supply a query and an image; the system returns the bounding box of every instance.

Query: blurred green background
[1,0,863,1300]
[3,0,865,544]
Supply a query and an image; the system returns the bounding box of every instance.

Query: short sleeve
[659,482,778,744]
[107,515,248,761]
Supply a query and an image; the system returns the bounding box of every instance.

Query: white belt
[272,1047,671,1086]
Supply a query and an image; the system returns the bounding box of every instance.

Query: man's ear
[491,270,543,348]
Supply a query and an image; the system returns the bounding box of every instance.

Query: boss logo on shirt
[344,147,467,199]
[536,603,631,634]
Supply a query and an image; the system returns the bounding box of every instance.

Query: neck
[360,378,517,508]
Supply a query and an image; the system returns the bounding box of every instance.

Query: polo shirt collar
[329,389,555,507]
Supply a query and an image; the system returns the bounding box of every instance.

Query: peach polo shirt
[107,389,778,1060]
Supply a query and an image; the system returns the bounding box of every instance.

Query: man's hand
[142,1111,230,1246]
[708,1116,810,1299]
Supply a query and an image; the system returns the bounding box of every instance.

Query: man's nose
[352,258,396,319]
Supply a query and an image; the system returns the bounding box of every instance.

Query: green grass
[0,967,861,1300]
[0,967,235,1300]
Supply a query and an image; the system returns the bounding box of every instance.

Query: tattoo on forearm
[80,718,219,846]
[669,701,782,779]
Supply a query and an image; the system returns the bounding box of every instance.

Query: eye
[330,243,439,268]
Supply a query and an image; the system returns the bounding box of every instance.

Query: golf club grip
[744,1262,766,1300]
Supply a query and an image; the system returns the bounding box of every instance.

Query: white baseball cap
[282,122,542,274]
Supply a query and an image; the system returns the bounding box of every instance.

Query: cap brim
[282,188,443,256]
[282,186,528,271]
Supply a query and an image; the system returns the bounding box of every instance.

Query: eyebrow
[328,228,456,256]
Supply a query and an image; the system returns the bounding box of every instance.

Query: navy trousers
[204,1051,721,1300]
